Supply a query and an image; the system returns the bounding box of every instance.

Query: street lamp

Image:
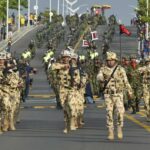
[28,0,30,26]
[63,0,65,19]
[146,0,149,39]
[49,0,52,22]
[18,0,21,31]
[57,0,60,15]
[6,0,9,39]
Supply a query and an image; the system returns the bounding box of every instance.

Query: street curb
[0,25,39,51]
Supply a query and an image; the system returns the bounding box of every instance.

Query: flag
[82,40,90,47]
[91,31,99,41]
[119,24,131,36]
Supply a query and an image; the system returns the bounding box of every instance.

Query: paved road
[0,25,150,150]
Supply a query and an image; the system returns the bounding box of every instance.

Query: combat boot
[131,106,136,114]
[8,117,16,131]
[2,118,9,132]
[70,118,77,131]
[56,102,62,110]
[0,120,3,134]
[9,123,16,131]
[117,127,123,140]
[107,129,114,140]
[136,103,140,112]
[124,103,128,111]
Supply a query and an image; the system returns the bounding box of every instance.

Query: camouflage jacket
[97,64,132,95]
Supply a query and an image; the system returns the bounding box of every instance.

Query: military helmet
[123,56,130,61]
[61,50,71,57]
[130,55,137,60]
[70,53,78,60]
[0,52,7,59]
[106,51,118,61]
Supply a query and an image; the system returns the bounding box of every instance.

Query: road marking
[29,93,55,98]
[33,105,56,109]
[12,25,41,45]
[96,104,150,133]
[125,114,150,133]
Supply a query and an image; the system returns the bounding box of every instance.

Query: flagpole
[120,33,122,62]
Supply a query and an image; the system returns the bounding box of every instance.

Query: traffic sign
[34,5,38,10]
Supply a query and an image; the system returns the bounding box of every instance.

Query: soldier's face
[125,60,130,65]
[62,56,70,64]
[107,60,116,68]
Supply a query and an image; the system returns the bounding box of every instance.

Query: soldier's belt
[104,89,123,95]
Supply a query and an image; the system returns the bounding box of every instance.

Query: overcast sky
[25,0,137,25]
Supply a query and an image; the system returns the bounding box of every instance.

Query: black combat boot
[56,102,62,109]
[131,106,136,114]
[136,103,140,112]
[124,103,128,111]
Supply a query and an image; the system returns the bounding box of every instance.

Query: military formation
[40,12,150,140]
[1,9,150,142]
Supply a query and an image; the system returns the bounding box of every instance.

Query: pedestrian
[85,79,95,104]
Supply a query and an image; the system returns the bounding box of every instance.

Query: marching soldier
[97,51,133,140]
[127,56,142,114]
[138,56,150,122]
[51,50,71,133]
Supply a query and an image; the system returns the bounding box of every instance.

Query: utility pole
[146,0,149,39]
[49,0,52,22]
[18,0,21,31]
[28,0,30,26]
[57,0,60,15]
[63,0,65,18]
[6,0,9,39]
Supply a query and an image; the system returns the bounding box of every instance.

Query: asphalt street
[0,25,150,150]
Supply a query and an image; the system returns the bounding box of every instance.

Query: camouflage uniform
[138,58,150,121]
[97,51,132,140]
[2,70,20,131]
[67,57,83,130]
[127,60,142,113]
[121,56,130,111]
[48,67,61,109]
[0,70,4,133]
[51,50,71,133]
[1,73,12,132]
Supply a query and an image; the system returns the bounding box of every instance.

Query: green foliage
[136,0,150,23]
[0,0,27,20]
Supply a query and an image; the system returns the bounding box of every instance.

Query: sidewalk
[0,25,38,51]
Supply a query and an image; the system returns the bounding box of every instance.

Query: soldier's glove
[63,64,70,70]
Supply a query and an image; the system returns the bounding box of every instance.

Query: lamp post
[35,0,38,23]
[63,0,65,18]
[146,0,149,39]
[18,0,21,31]
[49,0,52,22]
[6,0,9,39]
[57,0,60,15]
[28,0,30,26]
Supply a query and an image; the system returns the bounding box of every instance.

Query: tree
[0,0,28,20]
[136,0,150,23]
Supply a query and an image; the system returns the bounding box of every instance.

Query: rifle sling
[102,65,118,92]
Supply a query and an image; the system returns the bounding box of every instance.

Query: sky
[23,0,138,25]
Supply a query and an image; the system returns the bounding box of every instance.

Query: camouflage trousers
[9,89,21,125]
[143,86,150,120]
[1,91,11,131]
[66,89,85,129]
[59,89,70,130]
[104,93,125,130]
